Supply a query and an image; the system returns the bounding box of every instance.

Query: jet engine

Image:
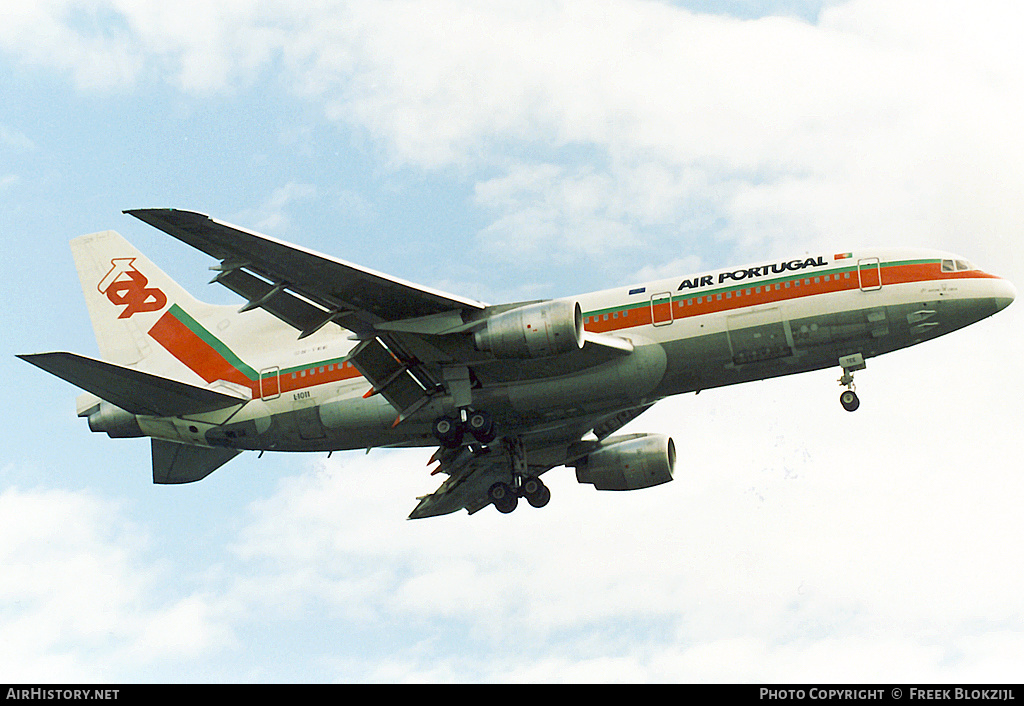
[573,433,676,491]
[86,401,143,438]
[474,299,584,359]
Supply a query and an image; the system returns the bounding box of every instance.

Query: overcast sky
[2,0,1022,683]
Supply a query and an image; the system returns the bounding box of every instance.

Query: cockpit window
[942,259,976,273]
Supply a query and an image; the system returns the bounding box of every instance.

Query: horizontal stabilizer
[152,439,240,484]
[18,352,245,417]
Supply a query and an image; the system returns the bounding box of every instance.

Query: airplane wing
[126,209,636,423]
[124,208,488,339]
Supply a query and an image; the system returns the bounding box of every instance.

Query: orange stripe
[585,261,998,334]
[148,310,258,394]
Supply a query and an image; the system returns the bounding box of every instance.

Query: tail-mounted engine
[474,299,584,359]
[573,433,676,491]
[85,400,144,438]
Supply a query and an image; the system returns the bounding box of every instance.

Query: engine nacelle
[474,299,584,359]
[574,433,676,491]
[87,401,144,438]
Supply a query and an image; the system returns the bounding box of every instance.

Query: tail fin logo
[98,258,168,319]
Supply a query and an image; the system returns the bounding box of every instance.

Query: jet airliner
[20,210,1015,518]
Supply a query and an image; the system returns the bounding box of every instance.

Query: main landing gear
[432,409,496,448]
[838,353,865,412]
[487,436,551,514]
[432,413,550,514]
[488,476,551,514]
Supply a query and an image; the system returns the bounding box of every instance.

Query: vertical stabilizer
[70,230,250,388]
[72,230,200,368]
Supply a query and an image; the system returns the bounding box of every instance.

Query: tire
[521,476,550,508]
[467,411,496,443]
[433,416,464,448]
[840,390,860,412]
[489,482,518,514]
[527,484,550,509]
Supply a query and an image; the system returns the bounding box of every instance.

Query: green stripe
[169,304,260,381]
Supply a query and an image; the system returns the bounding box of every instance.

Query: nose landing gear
[838,353,865,412]
[839,388,860,412]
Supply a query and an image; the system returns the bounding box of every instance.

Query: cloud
[4,0,1023,682]
[5,318,1020,681]
[233,182,318,234]
[215,321,1024,681]
[292,0,1024,269]
[0,486,234,681]
[0,123,35,152]
[5,1,1022,267]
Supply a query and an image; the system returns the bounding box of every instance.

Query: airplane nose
[993,278,1016,313]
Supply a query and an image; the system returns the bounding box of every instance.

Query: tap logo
[98,258,167,319]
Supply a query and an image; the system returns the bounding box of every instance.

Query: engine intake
[574,433,676,491]
[474,300,584,359]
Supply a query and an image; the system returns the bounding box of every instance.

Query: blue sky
[3,0,1023,683]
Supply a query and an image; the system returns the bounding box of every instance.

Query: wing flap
[18,352,246,417]
[212,266,334,335]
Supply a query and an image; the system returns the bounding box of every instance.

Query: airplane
[19,209,1015,518]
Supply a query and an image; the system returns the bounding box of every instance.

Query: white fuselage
[133,248,1015,452]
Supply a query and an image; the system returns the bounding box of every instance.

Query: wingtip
[124,207,210,221]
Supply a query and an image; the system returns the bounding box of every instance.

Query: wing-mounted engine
[572,433,676,491]
[474,299,584,359]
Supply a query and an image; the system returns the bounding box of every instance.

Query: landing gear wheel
[488,482,518,514]
[840,389,860,412]
[432,416,464,448]
[837,354,865,413]
[522,477,551,508]
[467,411,496,443]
